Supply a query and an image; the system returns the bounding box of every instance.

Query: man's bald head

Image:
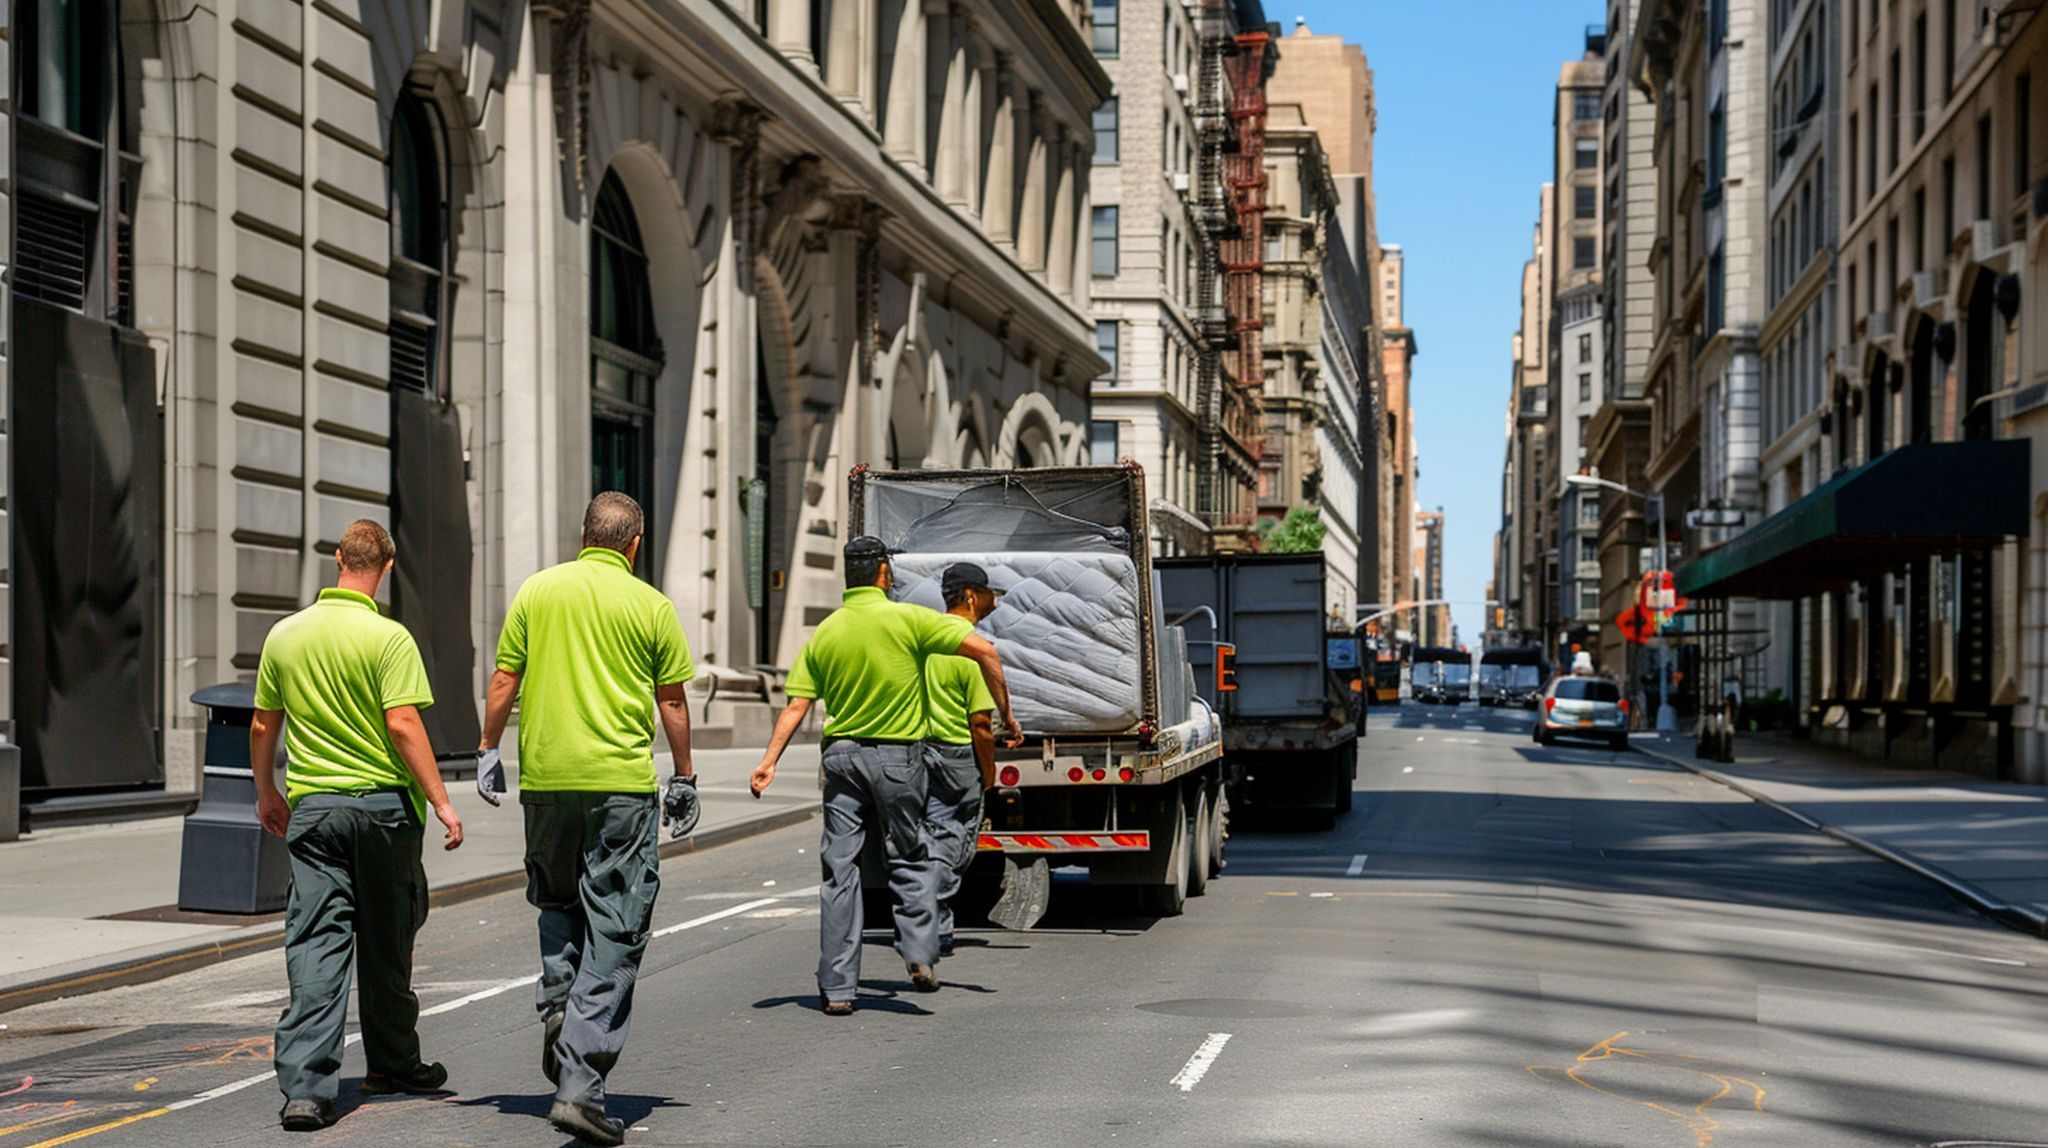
[336,519,395,573]
[582,491,645,554]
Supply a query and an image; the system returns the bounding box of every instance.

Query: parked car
[1532,677,1630,749]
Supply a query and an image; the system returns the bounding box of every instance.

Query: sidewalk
[1632,732,2048,938]
[0,741,821,1011]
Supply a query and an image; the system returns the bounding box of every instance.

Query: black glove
[663,774,702,840]
[476,748,506,807]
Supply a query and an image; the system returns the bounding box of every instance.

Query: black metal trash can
[177,683,292,913]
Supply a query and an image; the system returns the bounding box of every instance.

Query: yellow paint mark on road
[1265,891,1300,897]
[1527,1030,1765,1146]
[128,1080,155,1094]
[22,1108,167,1148]
[0,1104,88,1139]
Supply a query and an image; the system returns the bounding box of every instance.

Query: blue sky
[1284,0,1600,643]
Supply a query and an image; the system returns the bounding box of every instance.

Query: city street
[5,707,2046,1147]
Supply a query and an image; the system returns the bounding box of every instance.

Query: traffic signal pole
[1651,491,1676,734]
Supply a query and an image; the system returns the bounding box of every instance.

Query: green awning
[1677,440,2031,600]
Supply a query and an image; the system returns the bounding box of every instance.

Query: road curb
[0,804,818,1016]
[1629,740,2048,941]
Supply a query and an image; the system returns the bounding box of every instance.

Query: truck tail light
[1118,766,1135,782]
[1091,768,1107,781]
[1067,766,1085,783]
[998,766,1021,787]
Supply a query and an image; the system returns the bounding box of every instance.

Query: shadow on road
[453,1091,684,1123]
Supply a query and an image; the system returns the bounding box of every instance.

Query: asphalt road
[5,704,2048,1146]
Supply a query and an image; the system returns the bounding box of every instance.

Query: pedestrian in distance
[921,563,1004,957]
[477,492,697,1147]
[748,536,1021,1016]
[251,519,464,1132]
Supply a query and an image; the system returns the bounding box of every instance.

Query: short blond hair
[336,519,395,573]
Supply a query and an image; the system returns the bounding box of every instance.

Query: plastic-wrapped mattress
[891,551,1142,735]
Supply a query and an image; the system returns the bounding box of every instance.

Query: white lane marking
[1169,1033,1233,1092]
[1346,854,1368,877]
[1401,766,1414,774]
[158,891,798,1118]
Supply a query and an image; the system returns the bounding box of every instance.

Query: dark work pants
[275,792,429,1104]
[818,742,937,1001]
[523,792,660,1112]
[922,743,984,944]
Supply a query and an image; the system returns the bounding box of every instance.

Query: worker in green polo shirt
[251,519,464,1133]
[478,491,695,1148]
[921,563,1003,957]
[749,536,1020,1016]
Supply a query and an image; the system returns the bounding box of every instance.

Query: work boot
[939,933,955,958]
[278,1098,335,1132]
[542,1009,565,1085]
[361,1061,448,1095]
[821,995,854,1017]
[549,1099,627,1146]
[907,962,940,993]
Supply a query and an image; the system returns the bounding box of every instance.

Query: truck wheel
[1206,782,1228,879]
[1186,785,1212,898]
[1138,788,1190,918]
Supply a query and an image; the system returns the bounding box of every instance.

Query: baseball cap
[941,562,1003,600]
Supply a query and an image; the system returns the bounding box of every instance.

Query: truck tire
[1186,784,1212,898]
[1206,781,1228,880]
[1138,787,1190,918]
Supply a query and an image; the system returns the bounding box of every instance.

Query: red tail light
[1067,766,1085,783]
[1117,766,1135,782]
[1543,698,1556,715]
[1091,768,1107,781]
[1619,699,1631,716]
[998,766,1021,787]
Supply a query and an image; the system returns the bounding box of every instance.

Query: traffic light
[1216,642,1238,692]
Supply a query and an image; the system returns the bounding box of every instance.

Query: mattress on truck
[892,551,1142,736]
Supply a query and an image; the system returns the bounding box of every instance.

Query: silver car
[1532,677,1630,749]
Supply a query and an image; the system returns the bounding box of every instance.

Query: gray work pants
[523,792,660,1111]
[817,741,937,1000]
[275,792,429,1104]
[922,743,984,943]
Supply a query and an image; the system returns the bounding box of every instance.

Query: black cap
[941,562,1002,599]
[844,535,893,561]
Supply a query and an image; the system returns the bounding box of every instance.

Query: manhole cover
[1135,998,1312,1019]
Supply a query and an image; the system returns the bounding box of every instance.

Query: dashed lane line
[1346,854,1368,877]
[1169,1033,1233,1093]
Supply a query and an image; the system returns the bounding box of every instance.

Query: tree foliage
[1261,505,1326,554]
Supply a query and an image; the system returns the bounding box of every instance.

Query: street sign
[1615,604,1655,645]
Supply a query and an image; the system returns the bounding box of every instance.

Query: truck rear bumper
[977,831,1152,853]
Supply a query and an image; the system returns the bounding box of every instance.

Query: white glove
[476,748,507,807]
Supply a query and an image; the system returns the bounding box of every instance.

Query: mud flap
[988,855,1050,931]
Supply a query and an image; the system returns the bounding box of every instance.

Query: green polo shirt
[924,653,996,746]
[496,547,695,793]
[785,587,974,740]
[254,587,436,819]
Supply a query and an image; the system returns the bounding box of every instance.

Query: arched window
[590,169,662,575]
[389,94,448,395]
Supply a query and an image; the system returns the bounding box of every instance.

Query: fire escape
[1192,4,1269,548]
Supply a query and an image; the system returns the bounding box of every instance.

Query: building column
[1070,139,1091,305]
[961,31,990,222]
[933,5,970,207]
[767,0,813,66]
[826,0,868,110]
[983,56,1017,249]
[883,0,927,176]
[1046,129,1075,297]
[1017,94,1048,272]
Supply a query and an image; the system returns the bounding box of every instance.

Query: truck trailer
[848,464,1225,927]
[1156,554,1360,828]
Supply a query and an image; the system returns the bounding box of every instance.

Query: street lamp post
[1565,473,1679,734]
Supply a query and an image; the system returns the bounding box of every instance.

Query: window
[1093,97,1117,164]
[1579,536,1598,565]
[1574,184,1597,217]
[590,170,662,576]
[1944,0,1958,92]
[1089,420,1121,465]
[1265,231,1283,262]
[1867,85,1879,197]
[1574,236,1596,268]
[1942,154,1956,245]
[1096,320,1119,378]
[2018,73,2032,199]
[1555,679,1621,702]
[1977,114,1992,220]
[1578,332,1593,363]
[389,94,449,396]
[1574,138,1599,170]
[1888,51,1901,172]
[1574,91,1600,121]
[1091,0,1118,56]
[1707,99,1726,190]
[1707,245,1725,332]
[1912,12,1927,145]
[1849,113,1860,207]
[1709,0,1727,50]
[1092,206,1119,276]
[1579,372,1593,401]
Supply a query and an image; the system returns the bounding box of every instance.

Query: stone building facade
[1551,38,1609,659]
[0,0,1108,814]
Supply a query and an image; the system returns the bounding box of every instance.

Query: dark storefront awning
[1678,440,2031,600]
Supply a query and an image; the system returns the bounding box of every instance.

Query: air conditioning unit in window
[1171,172,1191,193]
[1172,73,1190,96]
